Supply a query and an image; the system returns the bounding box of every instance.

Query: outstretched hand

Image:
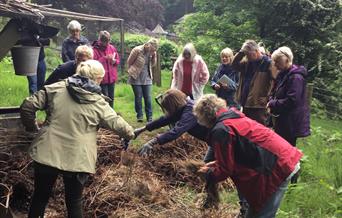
[138,138,158,157]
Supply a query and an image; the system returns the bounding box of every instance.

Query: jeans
[246,176,291,218]
[101,83,115,108]
[28,163,88,218]
[27,59,47,95]
[131,85,152,121]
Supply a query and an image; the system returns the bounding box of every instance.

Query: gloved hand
[138,138,158,156]
[134,126,146,139]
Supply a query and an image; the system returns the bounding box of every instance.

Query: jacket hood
[290,65,308,78]
[67,75,102,104]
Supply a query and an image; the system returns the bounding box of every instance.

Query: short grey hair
[76,60,105,82]
[193,94,227,128]
[271,46,294,65]
[67,20,82,31]
[241,40,260,53]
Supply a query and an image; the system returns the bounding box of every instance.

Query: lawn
[0,55,341,217]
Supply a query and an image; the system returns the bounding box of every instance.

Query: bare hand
[213,84,220,90]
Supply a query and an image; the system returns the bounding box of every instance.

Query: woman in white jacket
[171,43,209,101]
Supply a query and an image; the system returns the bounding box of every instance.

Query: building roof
[152,24,167,35]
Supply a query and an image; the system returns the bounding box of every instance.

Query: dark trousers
[27,59,47,95]
[100,83,115,108]
[28,163,87,218]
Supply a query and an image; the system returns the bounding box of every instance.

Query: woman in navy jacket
[134,89,211,159]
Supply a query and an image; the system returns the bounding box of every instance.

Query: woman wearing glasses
[266,46,310,182]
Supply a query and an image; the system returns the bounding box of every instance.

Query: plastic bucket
[10,46,40,76]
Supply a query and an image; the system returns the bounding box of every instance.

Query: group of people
[20,19,310,218]
[134,40,310,217]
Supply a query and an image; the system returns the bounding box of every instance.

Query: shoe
[137,118,144,123]
[147,117,153,122]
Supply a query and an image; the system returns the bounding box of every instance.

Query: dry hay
[0,129,238,217]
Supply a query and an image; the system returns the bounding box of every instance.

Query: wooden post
[152,52,161,87]
[120,20,125,74]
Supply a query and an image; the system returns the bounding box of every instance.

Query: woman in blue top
[211,48,239,107]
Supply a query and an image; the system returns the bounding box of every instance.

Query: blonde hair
[193,94,227,128]
[76,60,105,82]
[75,45,93,60]
[67,20,81,31]
[160,89,187,116]
[220,47,234,63]
[271,46,293,65]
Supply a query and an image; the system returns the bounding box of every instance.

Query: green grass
[1,57,341,217]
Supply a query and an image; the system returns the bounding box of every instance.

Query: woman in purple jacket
[267,46,310,183]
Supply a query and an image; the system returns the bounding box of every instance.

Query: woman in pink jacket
[92,31,120,108]
[171,43,209,101]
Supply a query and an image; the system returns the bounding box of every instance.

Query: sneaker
[137,118,144,123]
[147,117,153,122]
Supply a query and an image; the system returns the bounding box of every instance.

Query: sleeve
[208,126,235,183]
[44,64,68,85]
[145,116,173,131]
[231,51,246,74]
[93,48,107,63]
[199,58,209,85]
[61,40,70,62]
[100,105,135,140]
[156,108,198,145]
[210,67,220,87]
[114,47,120,66]
[20,89,48,132]
[127,47,138,67]
[268,74,304,114]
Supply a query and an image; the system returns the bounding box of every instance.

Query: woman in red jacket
[194,94,302,218]
[92,31,120,108]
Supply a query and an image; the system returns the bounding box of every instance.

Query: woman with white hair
[267,46,310,183]
[127,38,159,122]
[171,43,209,101]
[20,60,135,217]
[62,20,89,62]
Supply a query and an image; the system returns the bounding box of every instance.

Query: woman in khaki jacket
[20,60,135,218]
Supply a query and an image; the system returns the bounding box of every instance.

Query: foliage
[34,0,164,30]
[111,33,180,70]
[175,0,342,118]
[278,121,342,217]
[174,10,258,72]
[159,0,194,26]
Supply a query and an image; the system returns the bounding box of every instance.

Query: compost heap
[0,128,237,217]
